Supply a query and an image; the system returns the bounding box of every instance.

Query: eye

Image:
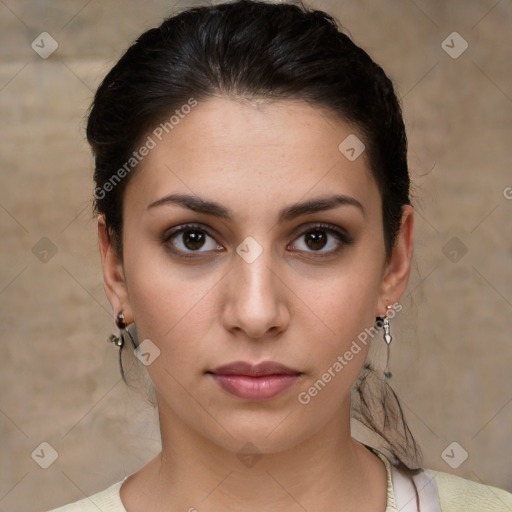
[164,224,223,256]
[288,223,352,255]
[163,222,352,260]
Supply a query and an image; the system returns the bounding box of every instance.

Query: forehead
[124,96,380,219]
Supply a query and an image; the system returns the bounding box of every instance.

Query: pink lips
[208,361,302,401]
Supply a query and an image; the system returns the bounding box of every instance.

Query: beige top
[48,447,512,511]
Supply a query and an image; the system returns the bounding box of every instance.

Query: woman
[50,1,512,510]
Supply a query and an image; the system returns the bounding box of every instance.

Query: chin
[194,408,319,456]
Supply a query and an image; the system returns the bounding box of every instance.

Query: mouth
[207,360,303,401]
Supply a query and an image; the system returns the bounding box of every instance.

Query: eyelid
[163,223,217,243]
[291,222,352,242]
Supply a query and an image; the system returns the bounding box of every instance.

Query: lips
[210,360,301,376]
[208,360,302,401]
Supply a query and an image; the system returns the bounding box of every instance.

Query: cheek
[305,261,383,380]
[124,246,222,363]
[314,257,383,337]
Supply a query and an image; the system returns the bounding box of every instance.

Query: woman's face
[100,96,413,455]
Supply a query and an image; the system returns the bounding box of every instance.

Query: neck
[121,395,387,512]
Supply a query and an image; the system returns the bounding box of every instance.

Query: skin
[98,96,414,511]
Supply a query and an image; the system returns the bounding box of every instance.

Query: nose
[222,247,290,340]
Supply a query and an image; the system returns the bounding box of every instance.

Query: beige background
[1,0,511,510]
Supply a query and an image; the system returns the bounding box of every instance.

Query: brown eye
[289,223,353,256]
[164,224,223,255]
[304,230,328,251]
[181,229,206,250]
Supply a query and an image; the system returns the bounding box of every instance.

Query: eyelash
[163,222,353,260]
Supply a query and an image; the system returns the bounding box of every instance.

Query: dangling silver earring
[107,312,139,349]
[382,305,393,379]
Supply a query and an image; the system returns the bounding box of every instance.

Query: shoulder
[425,468,512,512]
[46,481,126,512]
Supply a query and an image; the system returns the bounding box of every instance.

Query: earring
[382,305,393,379]
[107,312,139,349]
[375,306,394,379]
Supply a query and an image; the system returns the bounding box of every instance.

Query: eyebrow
[147,193,365,222]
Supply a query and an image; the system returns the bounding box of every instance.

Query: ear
[97,215,133,323]
[376,205,414,316]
